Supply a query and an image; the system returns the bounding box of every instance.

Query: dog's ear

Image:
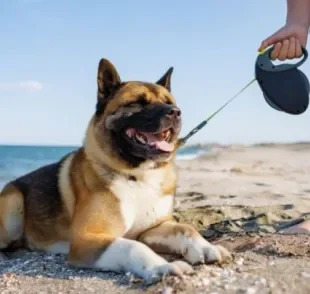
[97,58,121,101]
[156,67,174,92]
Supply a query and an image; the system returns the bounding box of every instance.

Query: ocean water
[0,144,207,190]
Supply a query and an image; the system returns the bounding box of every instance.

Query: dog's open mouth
[125,128,174,152]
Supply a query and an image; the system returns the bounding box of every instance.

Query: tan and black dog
[0,59,231,283]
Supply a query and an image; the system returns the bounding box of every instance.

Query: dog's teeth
[163,130,171,141]
[136,133,146,144]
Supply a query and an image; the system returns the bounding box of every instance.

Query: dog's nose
[167,107,181,119]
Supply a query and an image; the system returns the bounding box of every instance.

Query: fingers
[278,39,290,60]
[270,42,282,60]
[258,40,269,52]
[267,37,303,60]
[258,27,287,52]
[295,39,303,57]
[287,37,296,59]
[270,39,289,61]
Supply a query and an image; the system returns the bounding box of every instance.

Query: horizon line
[0,140,309,149]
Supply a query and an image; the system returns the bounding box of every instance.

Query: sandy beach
[1,143,310,293]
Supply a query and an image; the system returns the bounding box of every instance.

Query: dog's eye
[124,102,143,108]
[124,96,149,108]
[136,95,149,106]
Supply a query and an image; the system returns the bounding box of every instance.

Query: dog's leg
[68,234,192,284]
[68,196,193,284]
[138,220,232,265]
[0,184,24,251]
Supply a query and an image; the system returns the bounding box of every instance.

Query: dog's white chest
[110,171,174,238]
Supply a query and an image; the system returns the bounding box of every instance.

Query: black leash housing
[255,46,309,115]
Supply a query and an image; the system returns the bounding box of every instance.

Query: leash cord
[178,78,257,147]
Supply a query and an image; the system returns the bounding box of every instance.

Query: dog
[0,58,232,283]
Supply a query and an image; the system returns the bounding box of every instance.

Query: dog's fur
[0,59,231,283]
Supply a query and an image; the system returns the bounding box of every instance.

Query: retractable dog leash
[177,46,310,147]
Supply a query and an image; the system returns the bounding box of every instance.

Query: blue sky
[0,0,309,146]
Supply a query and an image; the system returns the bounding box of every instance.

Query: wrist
[285,0,310,28]
[286,20,310,29]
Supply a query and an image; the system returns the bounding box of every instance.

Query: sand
[1,143,310,293]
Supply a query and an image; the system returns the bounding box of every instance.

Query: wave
[176,149,209,160]
[176,145,209,160]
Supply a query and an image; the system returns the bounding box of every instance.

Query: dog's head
[86,58,182,171]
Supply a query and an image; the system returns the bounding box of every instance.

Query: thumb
[258,27,289,51]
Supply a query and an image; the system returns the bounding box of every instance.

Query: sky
[0,0,309,146]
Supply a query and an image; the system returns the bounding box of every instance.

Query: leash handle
[257,46,308,73]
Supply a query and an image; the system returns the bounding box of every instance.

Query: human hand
[258,24,309,60]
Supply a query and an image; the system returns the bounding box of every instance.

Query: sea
[0,144,208,190]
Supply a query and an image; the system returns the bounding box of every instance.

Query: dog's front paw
[143,260,193,284]
[183,237,232,265]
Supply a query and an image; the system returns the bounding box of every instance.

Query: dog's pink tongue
[142,132,174,152]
